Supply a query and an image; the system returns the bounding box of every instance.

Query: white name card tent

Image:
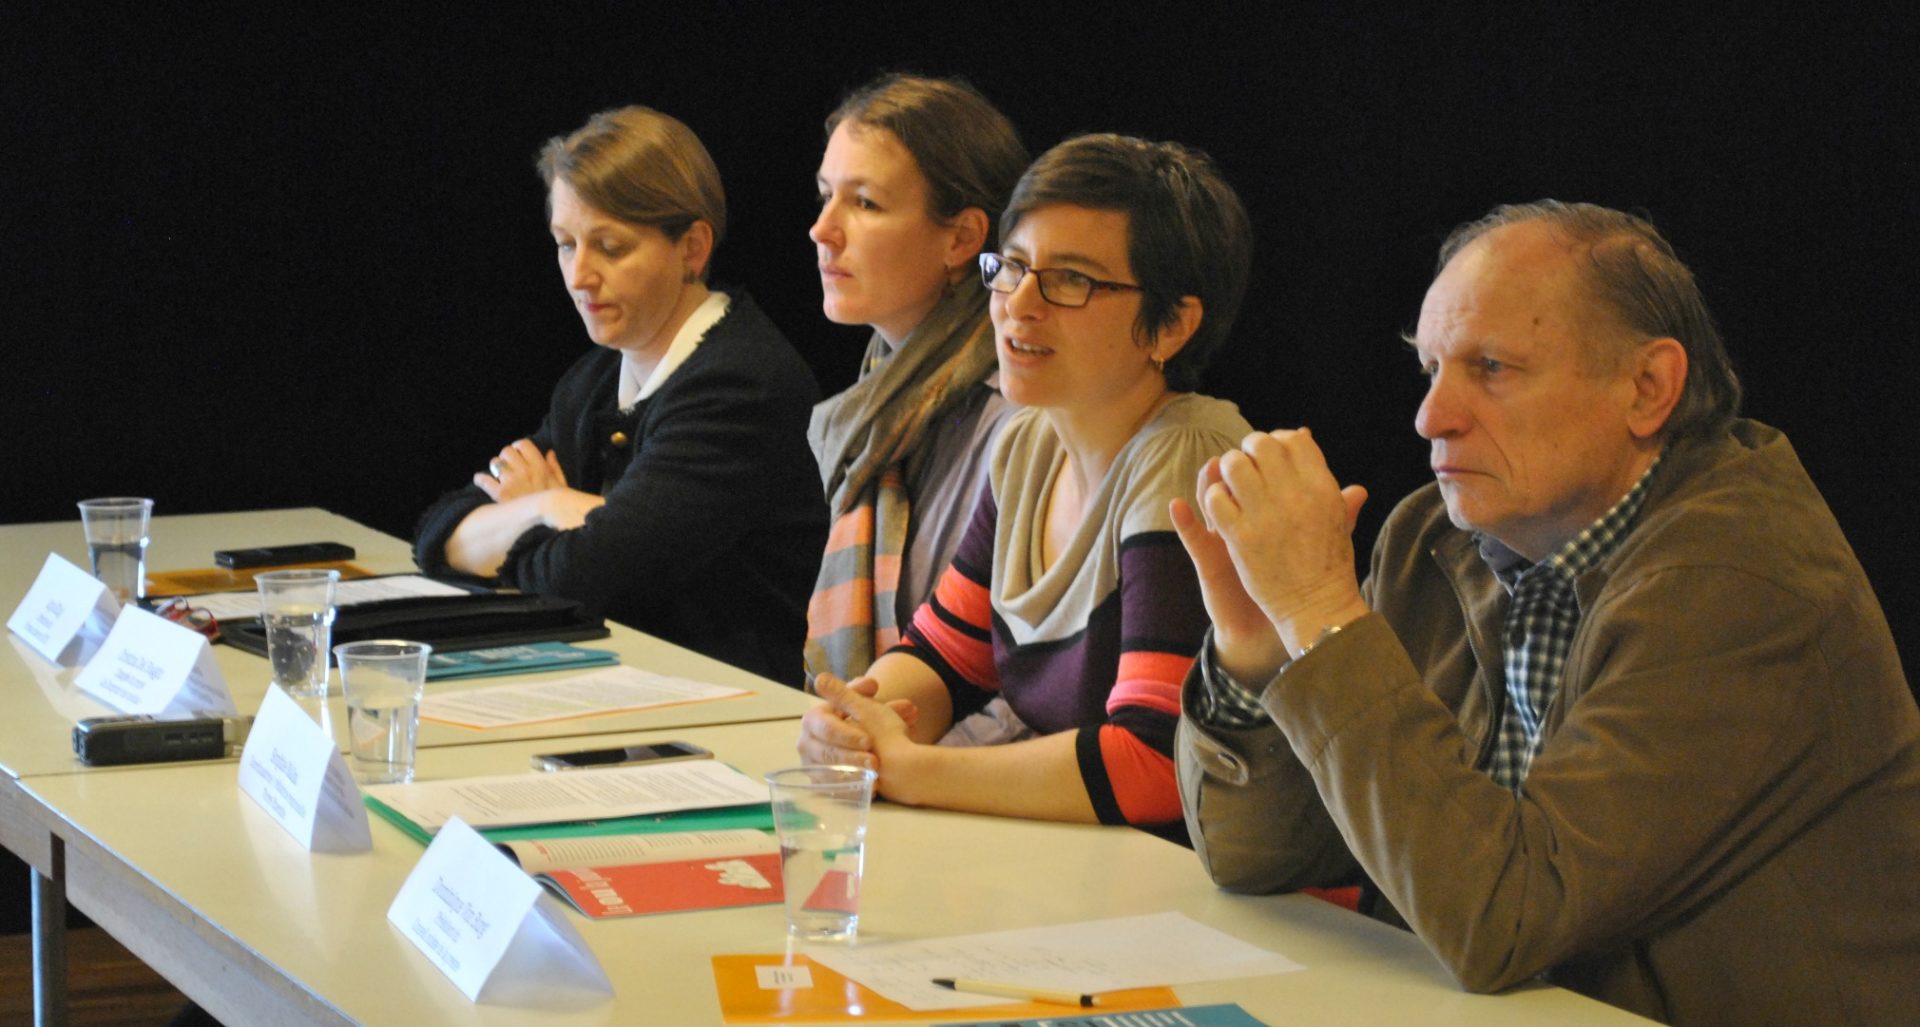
[237,686,372,853]
[387,817,613,1006]
[73,607,237,717]
[7,553,119,666]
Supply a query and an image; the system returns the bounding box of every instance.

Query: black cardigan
[414,290,826,684]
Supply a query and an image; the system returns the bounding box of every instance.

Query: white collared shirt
[617,291,731,410]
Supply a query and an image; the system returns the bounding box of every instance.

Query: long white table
[18,719,1650,1025]
[0,509,813,782]
[0,508,428,1025]
[0,509,813,1024]
[3,511,1649,1024]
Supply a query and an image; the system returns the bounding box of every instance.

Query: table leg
[31,836,67,1027]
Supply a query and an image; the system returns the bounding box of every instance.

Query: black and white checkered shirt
[1194,458,1662,794]
[1480,457,1659,788]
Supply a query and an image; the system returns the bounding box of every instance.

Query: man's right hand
[1187,431,1371,663]
[1172,457,1289,682]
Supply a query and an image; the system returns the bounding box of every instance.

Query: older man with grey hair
[1173,200,1920,1026]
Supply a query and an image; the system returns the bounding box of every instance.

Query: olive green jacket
[1178,420,1920,1025]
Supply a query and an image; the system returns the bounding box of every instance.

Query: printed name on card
[73,607,236,717]
[7,553,120,666]
[237,686,371,853]
[387,817,613,1007]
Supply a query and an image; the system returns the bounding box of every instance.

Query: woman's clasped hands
[798,674,922,775]
[474,438,604,532]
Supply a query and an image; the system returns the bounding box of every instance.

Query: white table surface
[20,719,1650,1026]
[0,509,811,781]
[0,508,811,1025]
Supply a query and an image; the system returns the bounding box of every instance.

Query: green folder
[365,794,774,847]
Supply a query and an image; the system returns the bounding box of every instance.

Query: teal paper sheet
[424,641,619,681]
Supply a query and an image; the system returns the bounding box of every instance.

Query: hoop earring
[1149,353,1167,374]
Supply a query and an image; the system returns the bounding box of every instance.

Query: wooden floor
[0,927,201,1025]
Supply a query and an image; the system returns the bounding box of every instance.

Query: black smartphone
[529,740,713,772]
[214,542,356,569]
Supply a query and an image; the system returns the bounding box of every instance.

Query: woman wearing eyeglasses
[412,106,827,682]
[800,134,1255,839]
[805,74,1029,688]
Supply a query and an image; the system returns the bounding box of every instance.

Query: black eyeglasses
[978,253,1143,308]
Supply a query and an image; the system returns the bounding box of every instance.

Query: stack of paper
[364,761,772,844]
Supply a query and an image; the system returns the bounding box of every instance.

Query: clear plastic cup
[334,639,431,785]
[255,569,340,697]
[766,765,876,942]
[77,497,153,604]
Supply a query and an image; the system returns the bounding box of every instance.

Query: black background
[6,7,1915,676]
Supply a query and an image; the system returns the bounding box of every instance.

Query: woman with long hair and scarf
[414,106,825,682]
[805,74,1029,689]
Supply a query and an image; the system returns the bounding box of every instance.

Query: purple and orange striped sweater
[896,395,1252,835]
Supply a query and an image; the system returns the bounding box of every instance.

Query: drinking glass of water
[77,497,153,604]
[766,765,876,943]
[334,639,431,785]
[255,569,340,698]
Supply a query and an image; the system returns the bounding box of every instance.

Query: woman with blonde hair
[415,106,826,681]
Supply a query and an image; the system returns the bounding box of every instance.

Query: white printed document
[805,912,1304,1011]
[502,828,777,875]
[183,574,470,622]
[362,760,767,832]
[420,666,749,729]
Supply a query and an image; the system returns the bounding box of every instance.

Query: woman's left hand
[800,675,921,773]
[476,439,569,502]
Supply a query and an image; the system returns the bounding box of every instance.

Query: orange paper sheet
[713,954,1180,1022]
[144,561,374,597]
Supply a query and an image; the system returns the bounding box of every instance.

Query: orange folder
[712,953,1180,1022]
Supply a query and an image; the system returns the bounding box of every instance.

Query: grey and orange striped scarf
[804,281,996,685]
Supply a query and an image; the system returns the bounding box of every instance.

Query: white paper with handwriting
[806,912,1303,1011]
